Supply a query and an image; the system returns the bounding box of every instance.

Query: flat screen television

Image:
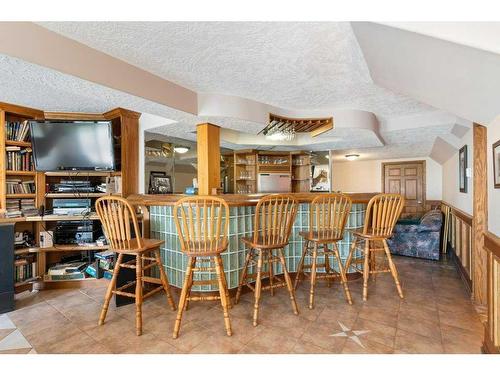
[30,120,115,171]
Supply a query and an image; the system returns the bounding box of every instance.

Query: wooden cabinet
[0,102,140,291]
[234,150,257,194]
[233,150,312,193]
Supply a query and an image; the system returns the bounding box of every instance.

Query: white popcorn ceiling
[0,22,463,161]
[39,22,434,118]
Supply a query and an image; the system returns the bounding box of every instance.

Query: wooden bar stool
[294,193,353,309]
[172,196,232,339]
[344,193,405,301]
[235,194,299,327]
[95,196,176,336]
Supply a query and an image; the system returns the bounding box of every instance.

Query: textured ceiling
[0,22,469,162]
[39,22,435,119]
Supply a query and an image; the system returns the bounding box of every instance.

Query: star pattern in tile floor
[330,321,370,348]
[0,255,485,354]
[0,314,36,354]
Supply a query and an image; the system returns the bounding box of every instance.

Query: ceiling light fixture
[174,146,190,154]
[345,154,359,161]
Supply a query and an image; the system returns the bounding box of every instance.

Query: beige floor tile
[37,331,100,354]
[440,323,483,354]
[358,305,399,328]
[0,347,33,354]
[438,310,484,333]
[25,321,83,349]
[239,328,300,354]
[190,334,245,354]
[166,321,213,352]
[397,315,442,341]
[399,299,439,321]
[394,329,444,354]
[289,339,332,354]
[342,337,394,354]
[2,255,487,354]
[300,320,348,352]
[352,317,397,348]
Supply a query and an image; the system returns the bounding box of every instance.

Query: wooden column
[473,123,488,306]
[197,123,220,195]
[103,108,141,197]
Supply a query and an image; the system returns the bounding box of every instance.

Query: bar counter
[128,192,378,292]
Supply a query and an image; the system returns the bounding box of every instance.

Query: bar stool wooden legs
[344,193,405,301]
[345,237,404,301]
[234,194,300,327]
[95,196,176,337]
[98,248,177,336]
[294,240,352,309]
[235,246,299,326]
[172,196,232,339]
[172,255,232,338]
[293,193,353,309]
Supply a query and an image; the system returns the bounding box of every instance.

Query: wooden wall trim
[441,201,473,226]
[43,112,105,121]
[473,123,488,305]
[0,101,44,119]
[485,231,500,260]
[103,107,141,120]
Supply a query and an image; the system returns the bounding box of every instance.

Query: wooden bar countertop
[127,192,378,207]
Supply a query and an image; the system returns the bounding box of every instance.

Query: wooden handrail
[441,201,473,226]
[485,231,500,260]
[484,230,500,353]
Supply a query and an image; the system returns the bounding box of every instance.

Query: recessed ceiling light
[345,154,359,161]
[174,146,190,154]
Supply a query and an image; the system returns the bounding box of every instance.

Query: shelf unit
[233,150,257,194]
[1,102,45,293]
[233,150,314,193]
[291,152,312,192]
[1,102,140,291]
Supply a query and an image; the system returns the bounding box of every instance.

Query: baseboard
[482,327,500,354]
[449,247,472,295]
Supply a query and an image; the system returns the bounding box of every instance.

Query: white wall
[331,157,442,200]
[441,129,474,214]
[487,116,500,236]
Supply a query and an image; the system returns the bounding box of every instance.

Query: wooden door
[382,161,425,217]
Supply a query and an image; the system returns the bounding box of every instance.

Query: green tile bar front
[149,202,366,292]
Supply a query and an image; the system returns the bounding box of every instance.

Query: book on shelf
[14,254,36,283]
[20,199,38,217]
[5,199,38,218]
[5,199,22,218]
[48,262,88,276]
[5,120,31,142]
[6,179,35,194]
[5,146,33,171]
[44,272,86,281]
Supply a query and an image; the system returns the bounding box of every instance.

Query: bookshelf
[0,102,140,292]
[0,102,44,294]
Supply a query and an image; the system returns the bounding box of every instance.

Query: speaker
[0,223,15,313]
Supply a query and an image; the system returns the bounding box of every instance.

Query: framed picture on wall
[149,171,173,194]
[493,140,500,188]
[459,145,468,193]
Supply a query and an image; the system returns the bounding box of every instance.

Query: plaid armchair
[386,210,443,260]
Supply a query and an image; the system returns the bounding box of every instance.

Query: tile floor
[0,255,484,354]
